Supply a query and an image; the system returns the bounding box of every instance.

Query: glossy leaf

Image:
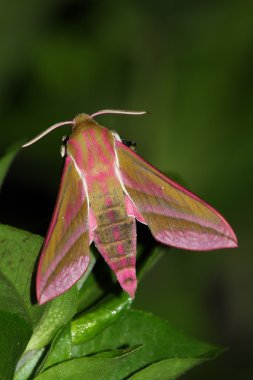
[72,310,222,377]
[71,292,132,345]
[35,309,222,380]
[42,292,132,370]
[35,348,139,380]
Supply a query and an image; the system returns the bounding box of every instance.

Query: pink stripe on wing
[44,156,71,248]
[42,224,87,285]
[125,195,146,224]
[120,170,173,200]
[139,204,227,231]
[155,229,236,250]
[64,182,86,228]
[39,254,90,304]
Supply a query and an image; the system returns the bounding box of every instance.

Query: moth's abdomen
[93,204,137,298]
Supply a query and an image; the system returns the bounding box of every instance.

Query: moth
[23,109,237,304]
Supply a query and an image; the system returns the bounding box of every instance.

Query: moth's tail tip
[117,269,137,299]
[126,287,136,299]
[123,278,137,299]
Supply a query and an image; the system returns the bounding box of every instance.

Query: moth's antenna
[90,109,147,118]
[22,120,74,147]
[22,110,147,147]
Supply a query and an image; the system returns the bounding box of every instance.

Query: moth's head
[73,114,98,131]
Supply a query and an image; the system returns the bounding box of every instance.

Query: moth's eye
[122,138,137,152]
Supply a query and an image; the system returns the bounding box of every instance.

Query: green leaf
[128,358,205,380]
[26,286,78,351]
[0,223,221,380]
[70,310,221,379]
[0,224,44,325]
[42,292,132,369]
[34,311,220,380]
[38,308,221,379]
[36,358,111,380]
[0,142,21,189]
[15,287,78,380]
[42,247,164,369]
[0,272,32,380]
[72,292,132,345]
[42,323,72,371]
[0,224,80,380]
[14,349,45,380]
[34,348,139,380]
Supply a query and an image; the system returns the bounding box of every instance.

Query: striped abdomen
[93,201,137,297]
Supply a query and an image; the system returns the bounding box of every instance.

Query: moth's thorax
[66,115,126,218]
[67,116,116,177]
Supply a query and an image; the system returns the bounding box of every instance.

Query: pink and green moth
[23,109,237,304]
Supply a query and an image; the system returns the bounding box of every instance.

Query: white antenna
[22,121,74,147]
[22,109,147,147]
[91,109,147,118]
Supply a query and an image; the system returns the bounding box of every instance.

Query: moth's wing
[116,141,237,251]
[37,155,90,304]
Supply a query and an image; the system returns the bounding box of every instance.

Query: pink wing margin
[116,141,237,251]
[36,155,90,304]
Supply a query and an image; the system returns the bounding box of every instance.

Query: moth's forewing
[116,141,237,251]
[37,155,90,304]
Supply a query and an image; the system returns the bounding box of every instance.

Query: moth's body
[24,110,237,304]
[67,115,136,296]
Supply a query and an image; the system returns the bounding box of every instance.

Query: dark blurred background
[0,1,252,378]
